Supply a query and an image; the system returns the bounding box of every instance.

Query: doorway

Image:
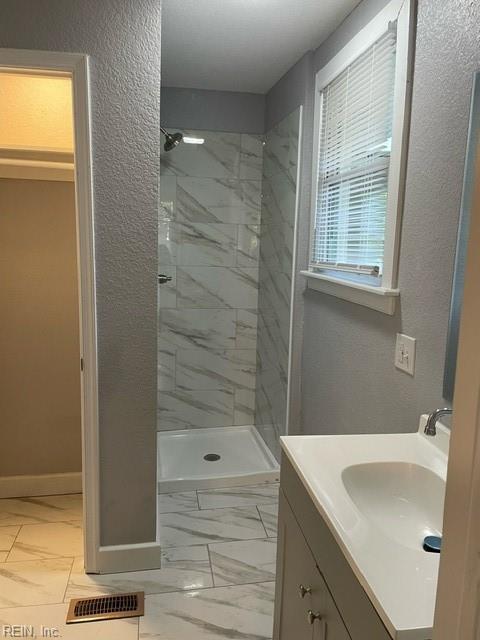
[0,71,80,479]
[0,50,98,573]
[0,68,84,565]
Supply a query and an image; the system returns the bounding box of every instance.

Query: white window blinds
[312,28,397,277]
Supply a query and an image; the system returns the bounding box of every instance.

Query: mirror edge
[443,70,480,402]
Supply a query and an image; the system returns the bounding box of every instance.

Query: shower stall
[157,108,302,492]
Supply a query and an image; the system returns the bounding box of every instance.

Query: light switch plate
[395,333,416,375]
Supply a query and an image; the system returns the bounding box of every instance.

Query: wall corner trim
[300,270,399,315]
[95,541,162,574]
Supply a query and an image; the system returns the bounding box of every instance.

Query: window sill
[300,270,399,315]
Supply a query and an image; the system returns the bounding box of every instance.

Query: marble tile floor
[0,484,279,639]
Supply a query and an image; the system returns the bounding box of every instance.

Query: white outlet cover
[395,333,416,376]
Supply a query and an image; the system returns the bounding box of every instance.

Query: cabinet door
[311,571,351,640]
[274,491,324,640]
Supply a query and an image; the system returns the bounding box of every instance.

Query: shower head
[161,127,183,152]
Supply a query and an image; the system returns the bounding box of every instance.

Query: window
[303,0,413,314]
[313,29,396,277]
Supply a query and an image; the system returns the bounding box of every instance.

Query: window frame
[302,0,415,315]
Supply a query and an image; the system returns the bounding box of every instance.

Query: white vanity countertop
[280,419,449,640]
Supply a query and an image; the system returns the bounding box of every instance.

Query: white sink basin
[280,417,449,640]
[342,461,445,551]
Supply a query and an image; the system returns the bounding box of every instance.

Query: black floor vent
[66,591,145,624]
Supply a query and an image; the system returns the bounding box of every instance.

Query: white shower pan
[157,425,279,493]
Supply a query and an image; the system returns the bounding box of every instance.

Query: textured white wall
[0,0,161,546]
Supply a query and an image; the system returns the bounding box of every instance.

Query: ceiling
[162,0,362,94]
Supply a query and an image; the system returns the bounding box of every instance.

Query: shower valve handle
[158,274,173,284]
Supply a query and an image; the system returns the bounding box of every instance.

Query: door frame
[0,48,99,572]
[433,146,480,634]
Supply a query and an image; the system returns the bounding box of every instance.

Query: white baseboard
[0,472,82,498]
[93,541,162,574]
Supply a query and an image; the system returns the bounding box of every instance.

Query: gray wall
[0,0,161,545]
[264,0,392,133]
[268,0,480,436]
[265,54,311,132]
[161,87,265,133]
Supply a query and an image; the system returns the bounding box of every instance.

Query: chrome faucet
[424,408,452,436]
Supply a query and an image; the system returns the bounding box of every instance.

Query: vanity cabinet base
[273,454,392,640]
[274,489,351,639]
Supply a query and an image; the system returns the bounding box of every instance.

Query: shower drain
[204,453,221,461]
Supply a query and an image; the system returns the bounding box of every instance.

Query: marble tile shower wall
[255,109,301,460]
[158,130,263,431]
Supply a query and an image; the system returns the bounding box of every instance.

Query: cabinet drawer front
[280,454,391,640]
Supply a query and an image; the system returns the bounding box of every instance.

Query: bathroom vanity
[273,420,448,640]
[273,459,389,640]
